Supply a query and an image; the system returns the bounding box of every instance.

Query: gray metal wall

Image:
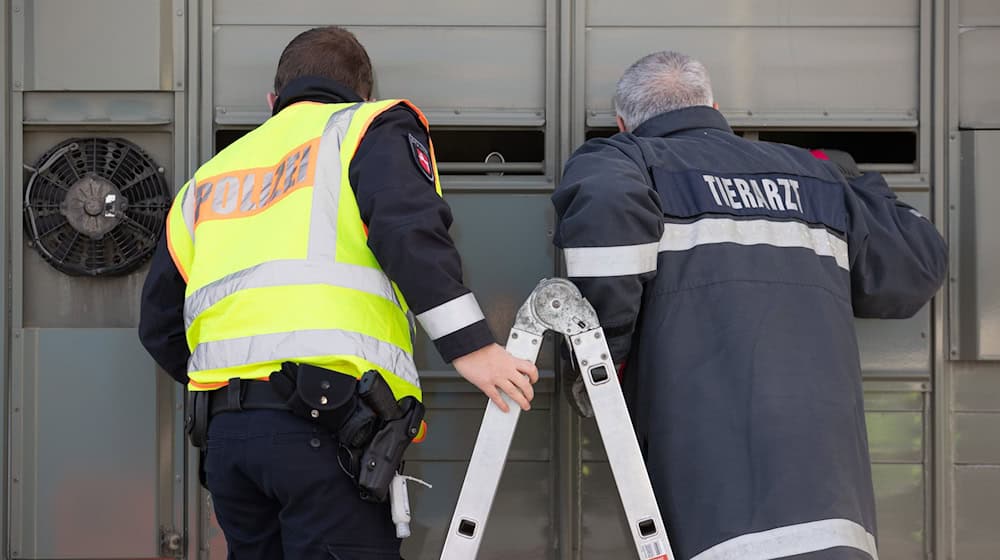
[4,1,187,558]
[1,1,997,559]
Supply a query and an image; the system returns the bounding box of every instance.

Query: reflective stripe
[415,293,486,340]
[563,241,660,278]
[183,260,398,329]
[180,180,196,239]
[190,328,420,388]
[690,518,878,560]
[308,105,359,261]
[660,218,849,271]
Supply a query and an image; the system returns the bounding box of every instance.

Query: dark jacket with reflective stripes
[553,106,947,559]
[140,78,495,384]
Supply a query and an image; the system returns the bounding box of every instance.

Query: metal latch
[160,527,184,557]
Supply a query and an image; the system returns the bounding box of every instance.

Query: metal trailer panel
[586,0,919,26]
[958,27,1000,128]
[414,191,556,373]
[958,131,1000,359]
[855,192,932,378]
[955,465,1000,560]
[213,25,547,127]
[213,0,545,26]
[952,363,1000,560]
[11,328,160,558]
[19,0,169,91]
[960,0,1000,26]
[7,2,189,558]
[584,27,919,127]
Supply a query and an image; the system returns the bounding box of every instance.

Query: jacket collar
[271,76,364,116]
[631,106,734,138]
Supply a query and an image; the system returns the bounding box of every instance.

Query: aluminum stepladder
[440,278,674,560]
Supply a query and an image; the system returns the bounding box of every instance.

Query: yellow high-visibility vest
[165,100,443,402]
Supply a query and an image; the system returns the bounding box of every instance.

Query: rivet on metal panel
[531,339,538,345]
[13,477,19,483]
[950,277,956,283]
[552,300,561,309]
[950,135,956,141]
[453,109,461,115]
[823,111,829,116]
[920,383,929,391]
[574,338,581,345]
[13,5,20,13]
[176,82,183,88]
[601,354,608,360]
[176,9,183,16]
[14,407,19,413]
[13,80,22,88]
[511,332,519,340]
[950,205,956,211]
[219,107,227,114]
[594,332,601,339]
[581,360,588,366]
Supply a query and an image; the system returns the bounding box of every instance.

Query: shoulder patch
[407,134,434,182]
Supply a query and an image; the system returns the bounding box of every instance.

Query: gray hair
[613,51,715,131]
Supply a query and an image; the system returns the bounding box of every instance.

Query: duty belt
[208,378,290,416]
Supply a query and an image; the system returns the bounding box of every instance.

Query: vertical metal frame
[0,0,8,556]
[7,0,26,553]
[188,2,211,557]
[163,0,190,556]
[919,0,933,177]
[934,0,960,558]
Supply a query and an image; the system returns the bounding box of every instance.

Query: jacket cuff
[434,319,496,363]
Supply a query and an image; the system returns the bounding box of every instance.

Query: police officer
[139,26,538,559]
[552,51,947,560]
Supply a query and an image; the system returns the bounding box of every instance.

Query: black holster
[185,390,210,449]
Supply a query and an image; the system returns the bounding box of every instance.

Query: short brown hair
[273,26,373,98]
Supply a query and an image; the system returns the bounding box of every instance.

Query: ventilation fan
[24,138,171,276]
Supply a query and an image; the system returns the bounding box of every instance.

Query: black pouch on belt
[269,362,366,435]
[185,390,210,449]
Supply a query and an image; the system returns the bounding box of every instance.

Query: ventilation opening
[217,128,545,175]
[756,130,917,166]
[584,128,917,168]
[216,128,252,154]
[432,129,544,175]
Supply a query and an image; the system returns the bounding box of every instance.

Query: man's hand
[453,343,539,413]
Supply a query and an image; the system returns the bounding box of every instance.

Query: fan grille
[24,137,171,276]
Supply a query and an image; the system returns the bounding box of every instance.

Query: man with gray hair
[553,51,946,559]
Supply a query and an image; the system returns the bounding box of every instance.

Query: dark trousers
[204,409,401,560]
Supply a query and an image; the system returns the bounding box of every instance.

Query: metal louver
[23,137,171,276]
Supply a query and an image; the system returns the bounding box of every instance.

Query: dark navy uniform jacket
[140,78,495,384]
[553,106,947,560]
